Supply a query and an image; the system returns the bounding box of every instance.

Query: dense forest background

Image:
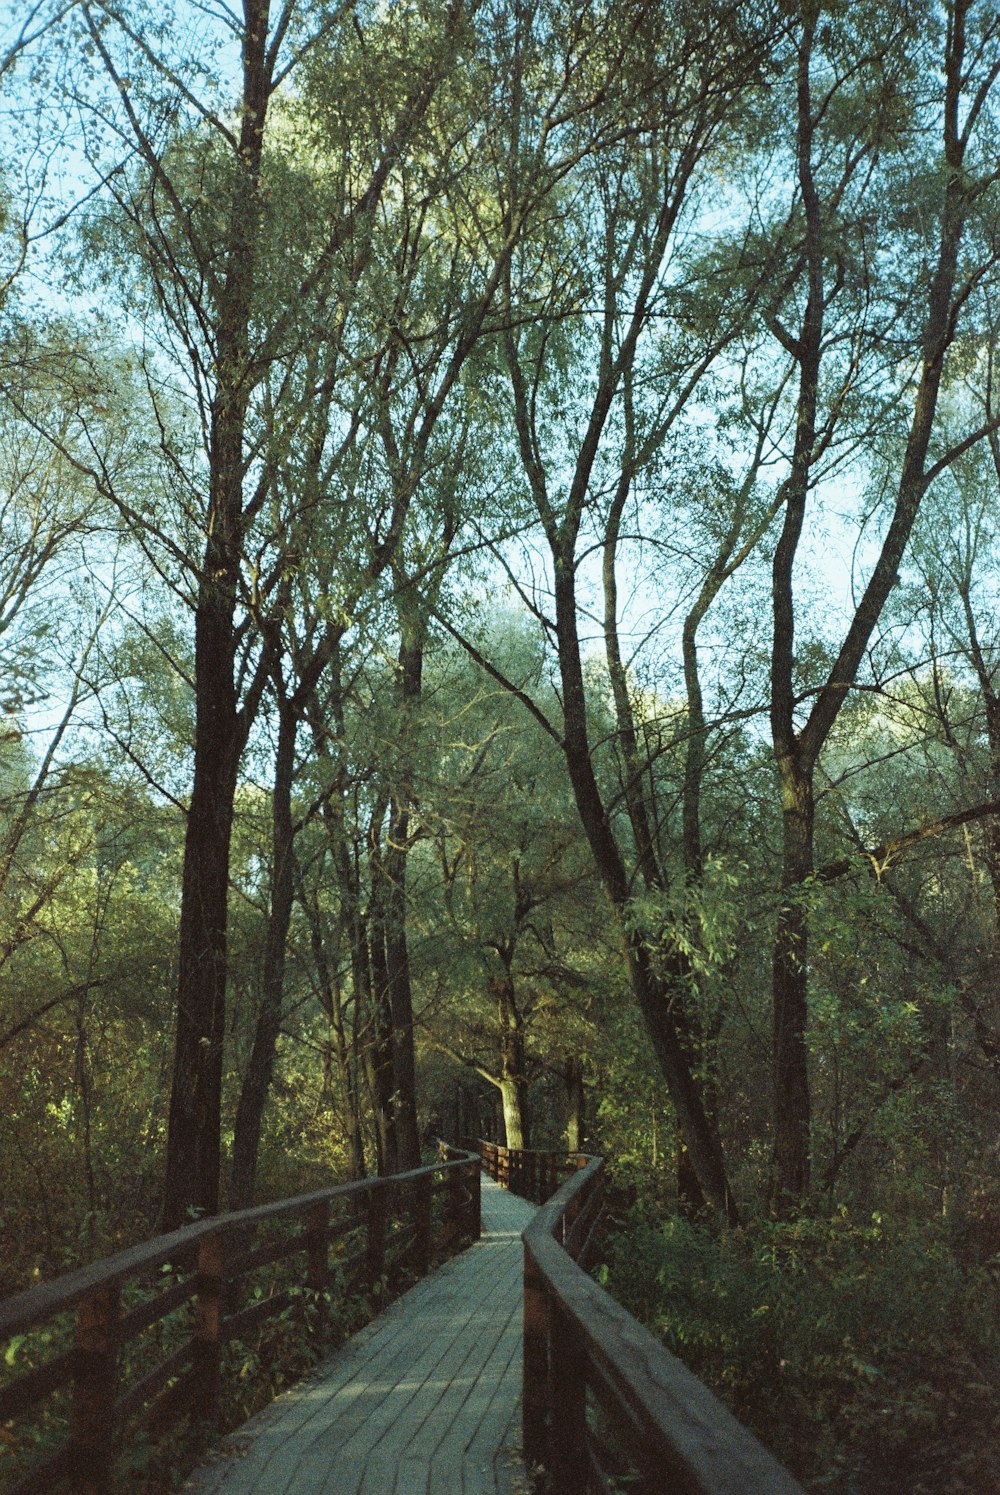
[2,0,1000,1488]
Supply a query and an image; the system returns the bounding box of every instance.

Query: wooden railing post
[70,1284,119,1495]
[522,1246,550,1471]
[549,1301,588,1493]
[468,1160,481,1241]
[192,1231,224,1429]
[445,1161,464,1248]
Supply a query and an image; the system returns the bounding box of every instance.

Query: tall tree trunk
[332,985,367,1181]
[367,613,427,1173]
[382,629,424,1170]
[230,696,297,1210]
[771,754,815,1204]
[384,804,422,1170]
[162,594,243,1228]
[161,4,272,1230]
[302,875,368,1180]
[766,4,976,1208]
[766,14,824,1211]
[312,669,375,1176]
[367,828,400,1177]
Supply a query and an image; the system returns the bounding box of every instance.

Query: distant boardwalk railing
[0,1150,481,1495]
[473,1139,589,1202]
[472,1139,805,1495]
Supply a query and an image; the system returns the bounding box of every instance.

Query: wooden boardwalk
[183,1177,535,1495]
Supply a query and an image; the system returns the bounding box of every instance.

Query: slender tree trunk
[384,806,422,1170]
[382,626,424,1170]
[495,971,530,1150]
[554,555,738,1222]
[564,1057,584,1151]
[367,856,400,1177]
[765,4,974,1208]
[230,697,297,1210]
[312,672,375,1175]
[300,873,369,1179]
[335,1009,367,1181]
[317,956,367,1180]
[765,15,823,1214]
[366,616,426,1173]
[771,755,815,1204]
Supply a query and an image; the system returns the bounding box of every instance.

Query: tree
[66,0,484,1224]
[757,0,1000,1204]
[475,1,776,1221]
[418,626,604,1150]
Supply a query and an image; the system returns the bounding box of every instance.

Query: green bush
[602,1203,1000,1492]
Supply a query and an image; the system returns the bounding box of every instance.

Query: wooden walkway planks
[183,1177,535,1495]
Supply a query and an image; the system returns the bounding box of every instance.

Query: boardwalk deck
[183,1177,535,1495]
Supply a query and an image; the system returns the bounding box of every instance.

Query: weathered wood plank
[458,1330,522,1493]
[183,1178,534,1495]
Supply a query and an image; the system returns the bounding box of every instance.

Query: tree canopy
[2,2,1000,1488]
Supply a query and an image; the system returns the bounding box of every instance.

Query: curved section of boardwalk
[184,1177,535,1495]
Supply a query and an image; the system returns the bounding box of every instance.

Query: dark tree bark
[489,7,777,1222]
[605,426,777,1215]
[160,2,273,1229]
[379,627,425,1172]
[554,551,739,1223]
[367,793,400,1177]
[230,694,297,1210]
[136,0,474,1229]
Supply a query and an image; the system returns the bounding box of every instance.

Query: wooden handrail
[0,1148,481,1495]
[475,1140,804,1495]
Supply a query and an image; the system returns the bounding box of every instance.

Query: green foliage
[626,856,746,999]
[604,1199,1000,1493]
[2,3,1000,1490]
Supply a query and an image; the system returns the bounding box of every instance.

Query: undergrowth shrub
[602,1203,1000,1493]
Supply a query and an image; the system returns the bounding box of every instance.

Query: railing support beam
[192,1231,223,1429]
[70,1284,119,1495]
[522,1245,550,1469]
[549,1301,588,1493]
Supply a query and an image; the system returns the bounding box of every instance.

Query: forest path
[182,1176,534,1495]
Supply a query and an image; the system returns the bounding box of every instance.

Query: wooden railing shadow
[471,1138,805,1495]
[0,1148,480,1495]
